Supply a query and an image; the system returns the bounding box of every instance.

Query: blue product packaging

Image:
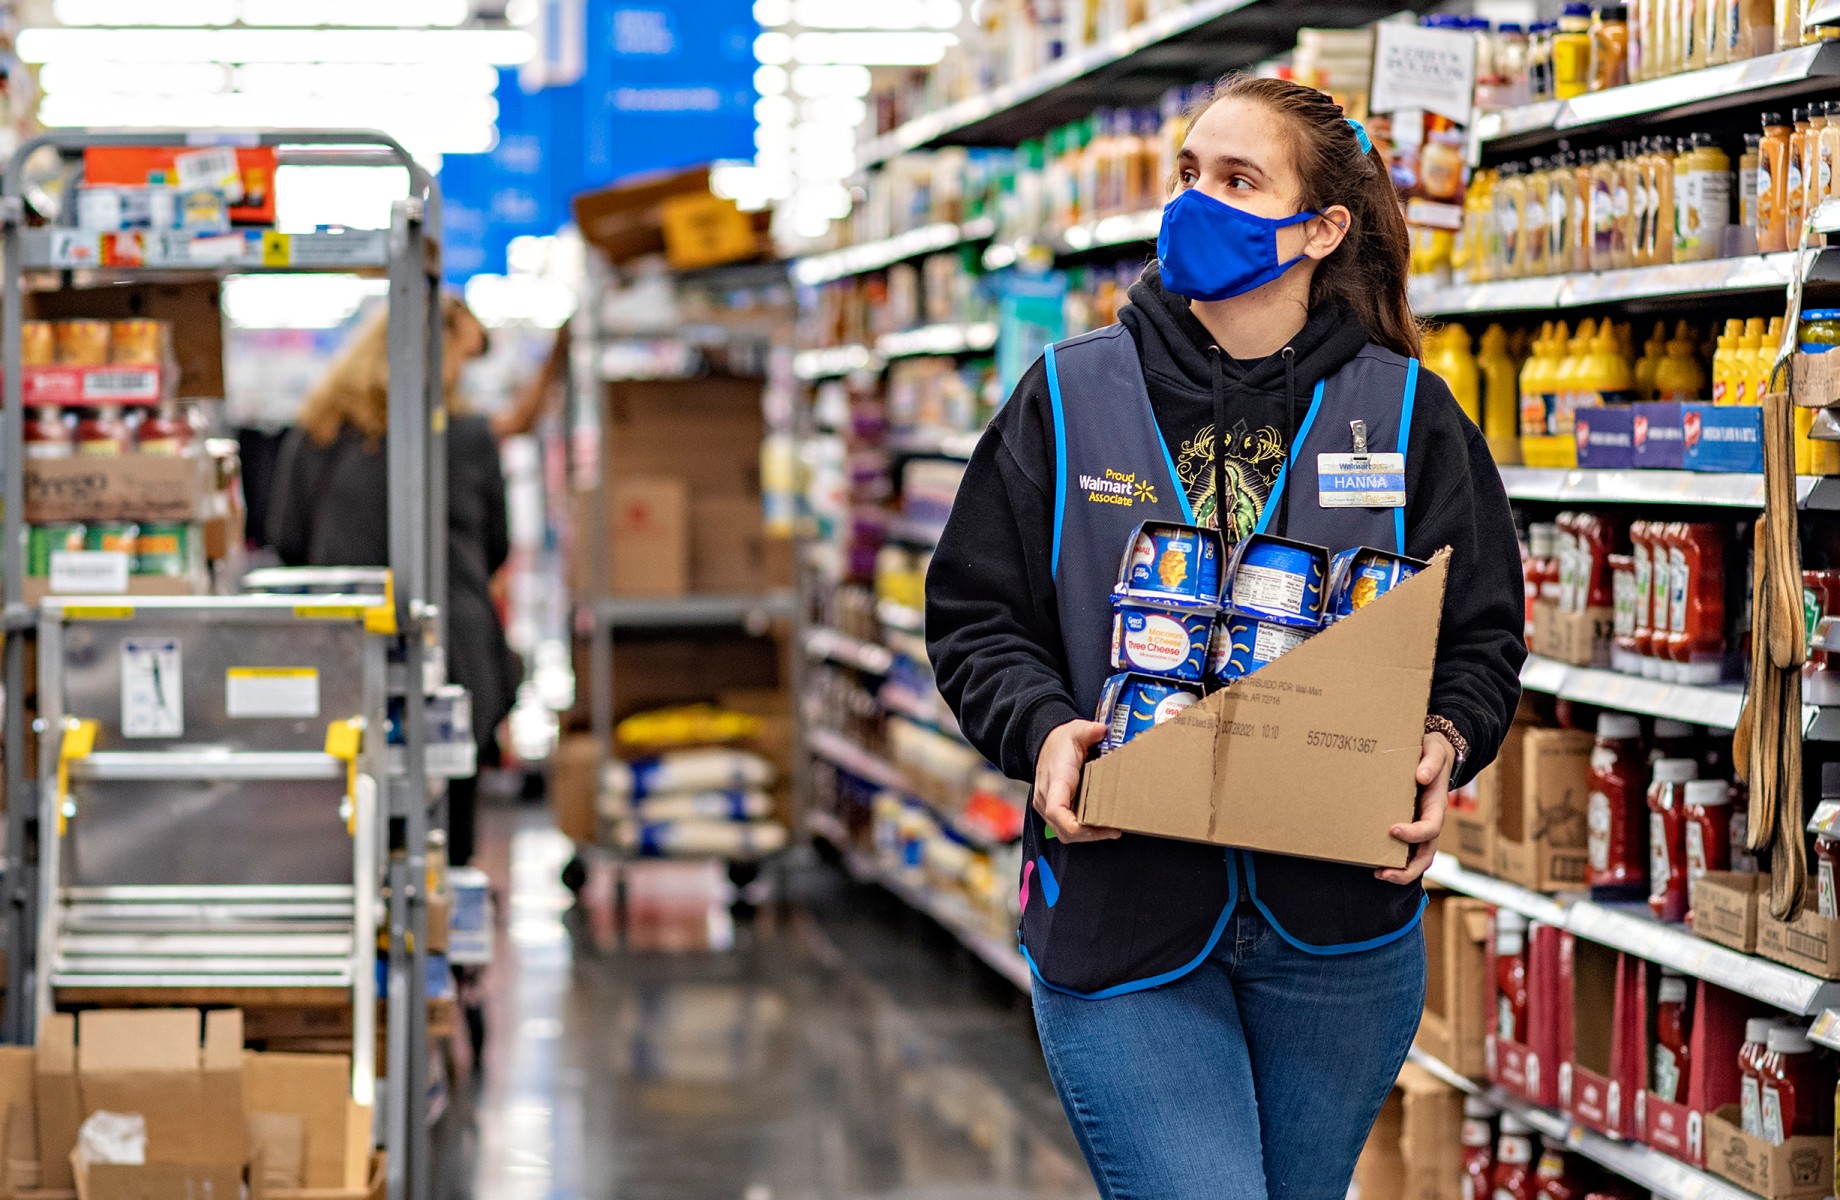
[1223,533,1328,628]
[1682,403,1764,474]
[1094,671,1204,751]
[1115,521,1223,609]
[1631,402,1686,469]
[1205,613,1313,686]
[1573,404,1636,469]
[1325,547,1427,623]
[1110,599,1212,681]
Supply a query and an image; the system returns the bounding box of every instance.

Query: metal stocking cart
[34,596,387,1096]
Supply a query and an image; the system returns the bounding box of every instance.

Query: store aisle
[449,801,1096,1200]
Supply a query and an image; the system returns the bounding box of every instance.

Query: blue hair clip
[1346,117,1372,154]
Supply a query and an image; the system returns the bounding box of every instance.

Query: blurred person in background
[268,295,519,867]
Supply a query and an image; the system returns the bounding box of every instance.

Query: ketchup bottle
[1647,757,1698,922]
[1610,553,1638,672]
[1652,968,1692,1104]
[1588,713,1650,892]
[1682,778,1732,918]
[1527,523,1558,651]
[1462,1097,1498,1200]
[1581,513,1621,611]
[1492,1114,1538,1200]
[1760,1025,1832,1145]
[1665,522,1727,685]
[1739,1017,1779,1137]
[1533,1149,1578,1200]
[1555,512,1581,612]
[1630,519,1658,675]
[1496,912,1530,1044]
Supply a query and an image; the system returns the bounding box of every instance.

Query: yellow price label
[227,667,316,679]
[659,192,758,271]
[260,231,291,267]
[65,606,133,620]
[295,605,366,620]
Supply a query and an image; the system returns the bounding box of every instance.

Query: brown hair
[297,294,484,447]
[1185,74,1421,359]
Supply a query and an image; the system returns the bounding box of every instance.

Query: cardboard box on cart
[1076,552,1449,869]
[1415,894,1492,1079]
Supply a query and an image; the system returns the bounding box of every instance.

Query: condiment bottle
[1530,22,1557,100]
[1760,111,1792,252]
[1585,146,1616,270]
[1687,132,1732,260]
[1666,521,1726,684]
[1684,0,1707,67]
[1525,157,1552,277]
[73,408,124,456]
[1462,1097,1498,1200]
[1588,712,1649,890]
[1500,163,1528,278]
[1712,318,1741,403]
[1555,3,1596,98]
[1653,968,1693,1103]
[1495,910,1530,1042]
[1491,1113,1538,1200]
[22,408,71,459]
[1778,0,1803,62]
[1481,324,1522,446]
[1683,778,1732,915]
[1612,553,1639,669]
[1654,320,1705,401]
[1634,321,1667,398]
[1630,139,1656,264]
[1807,104,1831,222]
[1612,143,1639,268]
[1739,1017,1778,1135]
[135,404,192,456]
[1630,520,1660,670]
[1591,5,1631,88]
[1760,1025,1830,1145]
[1533,1149,1578,1200]
[1788,107,1811,248]
[1527,523,1560,650]
[1821,99,1840,209]
[1739,131,1762,249]
[1573,150,1597,273]
[1706,0,1730,62]
[1648,756,1699,921]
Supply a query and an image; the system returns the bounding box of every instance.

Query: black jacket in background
[927,264,1526,791]
[266,413,520,751]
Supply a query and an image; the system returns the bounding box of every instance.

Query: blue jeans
[1031,906,1425,1200]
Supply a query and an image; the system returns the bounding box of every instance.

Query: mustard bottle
[1733,316,1765,404]
[1635,320,1668,399]
[1711,318,1741,403]
[1654,319,1706,402]
[1444,325,1483,426]
[1580,321,1635,408]
[1758,315,1786,400]
[1555,3,1595,99]
[1480,324,1523,451]
[1555,318,1596,433]
[1521,321,1561,437]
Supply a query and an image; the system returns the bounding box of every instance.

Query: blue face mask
[1156,187,1321,302]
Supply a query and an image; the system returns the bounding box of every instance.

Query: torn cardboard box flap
[1078,549,1449,869]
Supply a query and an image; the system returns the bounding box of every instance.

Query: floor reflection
[456,802,1095,1200]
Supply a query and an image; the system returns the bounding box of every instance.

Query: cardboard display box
[1690,871,1765,954]
[551,733,600,845]
[689,495,792,595]
[566,631,783,730]
[1637,976,1751,1168]
[1352,1062,1463,1200]
[1415,895,1491,1080]
[1487,917,1564,1108]
[28,281,225,401]
[1559,935,1632,1139]
[1444,766,1497,874]
[1077,552,1448,869]
[1542,606,1615,669]
[1493,725,1592,893]
[24,456,216,524]
[1703,1104,1832,1199]
[1755,884,1840,978]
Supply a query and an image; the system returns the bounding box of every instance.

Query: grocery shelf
[1810,1007,1840,1051]
[1406,1050,1752,1200]
[887,515,947,546]
[887,427,982,459]
[804,626,894,675]
[810,809,1032,990]
[17,226,391,273]
[793,216,996,286]
[1474,42,1840,157]
[792,344,878,381]
[1518,653,1749,730]
[1425,855,1840,1016]
[1050,207,1161,256]
[1409,250,1840,316]
[876,321,998,359]
[1496,466,1822,508]
[808,727,912,794]
[592,592,796,629]
[878,600,926,635]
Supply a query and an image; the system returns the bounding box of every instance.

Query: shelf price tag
[260,230,291,267]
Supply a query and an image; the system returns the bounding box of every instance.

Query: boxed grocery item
[1574,405,1637,470]
[607,477,689,599]
[1637,976,1750,1168]
[0,1045,37,1195]
[1558,935,1635,1139]
[1443,766,1496,873]
[1414,895,1491,1079]
[1691,871,1765,953]
[23,456,216,524]
[1683,404,1765,474]
[1632,401,1688,469]
[1351,1061,1462,1200]
[1541,606,1615,669]
[1075,552,1447,870]
[1487,916,1564,1108]
[83,145,277,226]
[29,281,225,400]
[1703,1104,1832,1199]
[1493,726,1592,893]
[1755,884,1840,978]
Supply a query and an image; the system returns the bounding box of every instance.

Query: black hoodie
[927,263,1525,792]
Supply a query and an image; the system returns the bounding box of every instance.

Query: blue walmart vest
[1022,323,1429,998]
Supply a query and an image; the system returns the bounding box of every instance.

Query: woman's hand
[1033,719,1120,843]
[1376,730,1454,885]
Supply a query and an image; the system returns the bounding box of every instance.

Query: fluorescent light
[790,30,955,64]
[789,63,871,95]
[39,61,233,96]
[38,93,498,154]
[54,0,469,23]
[752,31,793,64]
[799,94,865,125]
[53,0,236,25]
[753,94,795,124]
[273,164,412,232]
[463,274,576,329]
[17,28,536,66]
[790,0,962,28]
[233,62,499,97]
[753,64,789,94]
[752,0,792,25]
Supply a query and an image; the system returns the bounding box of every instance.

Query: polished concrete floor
[444,800,1097,1200]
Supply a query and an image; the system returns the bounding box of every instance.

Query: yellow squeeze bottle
[1654,319,1706,402]
[1711,318,1741,404]
[1479,324,1522,449]
[1444,325,1483,425]
[1579,321,1633,409]
[1520,322,1556,438]
[1554,318,1595,434]
[1733,316,1765,405]
[1634,321,1667,401]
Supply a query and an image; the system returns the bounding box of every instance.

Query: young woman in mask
[925,76,1524,1194]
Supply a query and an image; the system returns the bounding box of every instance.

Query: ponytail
[1187,75,1421,359]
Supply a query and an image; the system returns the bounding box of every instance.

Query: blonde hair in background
[297,294,483,447]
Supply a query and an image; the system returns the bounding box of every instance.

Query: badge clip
[1349,420,1369,461]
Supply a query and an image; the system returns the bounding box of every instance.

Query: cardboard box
[1575,405,1637,469]
[22,576,200,606]
[566,631,784,729]
[1637,976,1752,1168]
[601,379,765,497]
[1077,552,1447,869]
[1683,404,1765,474]
[573,478,690,599]
[1690,871,1764,954]
[1544,607,1615,669]
[73,1009,245,1167]
[0,1045,38,1194]
[550,734,600,845]
[29,281,225,400]
[1415,895,1491,1080]
[36,1014,80,1192]
[24,456,215,524]
[1560,935,1631,1138]
[1487,917,1564,1108]
[1703,1104,1832,1199]
[1494,726,1592,893]
[252,1150,386,1200]
[75,1157,241,1200]
[1353,1062,1462,1200]
[1756,884,1840,978]
[1633,401,1687,469]
[689,495,788,595]
[243,1052,367,1190]
[1444,767,1497,873]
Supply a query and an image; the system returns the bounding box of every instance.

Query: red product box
[1635,971,1754,1169]
[83,145,277,225]
[16,363,166,407]
[1487,912,1564,1107]
[1559,933,1639,1138]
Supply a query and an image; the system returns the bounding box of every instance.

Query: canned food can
[1224,533,1328,628]
[1117,522,1222,608]
[133,523,189,576]
[1327,547,1426,622]
[28,523,86,576]
[85,521,138,555]
[1206,613,1314,686]
[1109,599,1212,681]
[1095,671,1203,751]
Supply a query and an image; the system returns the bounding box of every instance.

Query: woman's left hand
[1376,731,1454,885]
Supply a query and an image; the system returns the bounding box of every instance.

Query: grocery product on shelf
[1757,1023,1830,1143]
[1587,712,1650,893]
[1647,756,1700,920]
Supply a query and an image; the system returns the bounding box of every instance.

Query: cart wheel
[465,1002,486,1066]
[560,854,588,895]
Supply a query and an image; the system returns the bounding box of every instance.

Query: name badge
[1317,453,1406,508]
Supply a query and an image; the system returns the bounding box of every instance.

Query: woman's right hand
[1033,719,1121,843]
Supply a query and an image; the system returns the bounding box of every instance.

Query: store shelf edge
[1410,249,1833,316]
[593,592,795,628]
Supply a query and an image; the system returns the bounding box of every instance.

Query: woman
[926,76,1525,1195]
[268,296,520,867]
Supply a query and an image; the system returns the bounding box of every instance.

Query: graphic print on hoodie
[1173,415,1284,541]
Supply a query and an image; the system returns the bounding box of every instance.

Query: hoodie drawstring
[1278,346,1296,537]
[1209,347,1227,537]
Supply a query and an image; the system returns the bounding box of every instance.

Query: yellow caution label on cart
[261,231,291,267]
[295,605,366,620]
[65,606,133,620]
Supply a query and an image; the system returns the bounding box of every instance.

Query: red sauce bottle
[1665,522,1727,685]
[1491,1114,1538,1200]
[22,408,71,458]
[1630,519,1659,672]
[1610,553,1638,672]
[1652,968,1692,1104]
[135,403,193,456]
[1496,911,1530,1043]
[1588,713,1649,890]
[1581,513,1621,610]
[1682,779,1732,919]
[73,407,125,456]
[1729,780,1759,874]
[1555,512,1580,612]
[1534,1149,1577,1200]
[1461,1097,1498,1200]
[1760,1025,1831,1145]
[1647,757,1698,922]
[1739,1017,1778,1137]
[1526,523,1558,651]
